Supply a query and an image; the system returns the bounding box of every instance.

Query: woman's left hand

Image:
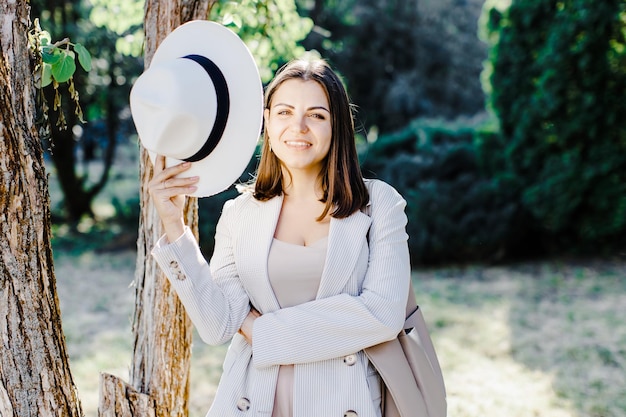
[148,155,198,242]
[239,308,261,345]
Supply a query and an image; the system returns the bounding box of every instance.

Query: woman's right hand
[148,155,199,242]
[238,307,262,345]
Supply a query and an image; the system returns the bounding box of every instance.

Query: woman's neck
[282,168,323,201]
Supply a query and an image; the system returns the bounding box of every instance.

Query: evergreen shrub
[362,118,529,265]
[481,0,626,249]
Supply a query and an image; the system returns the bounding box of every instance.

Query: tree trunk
[45,114,96,221]
[99,1,216,416]
[0,1,83,416]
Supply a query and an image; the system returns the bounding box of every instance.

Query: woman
[149,59,411,417]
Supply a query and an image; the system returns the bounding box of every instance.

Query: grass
[415,262,626,417]
[53,244,626,417]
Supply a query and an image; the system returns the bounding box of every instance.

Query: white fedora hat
[130,20,263,197]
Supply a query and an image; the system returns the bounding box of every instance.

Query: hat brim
[146,20,263,197]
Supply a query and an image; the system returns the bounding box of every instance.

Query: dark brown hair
[253,59,369,220]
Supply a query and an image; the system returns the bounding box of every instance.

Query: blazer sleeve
[251,180,411,369]
[151,198,250,346]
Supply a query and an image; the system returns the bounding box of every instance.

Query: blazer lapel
[316,210,372,299]
[236,195,283,313]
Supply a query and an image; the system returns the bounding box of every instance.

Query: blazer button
[343,354,357,366]
[169,260,186,281]
[236,397,251,412]
[344,411,358,417]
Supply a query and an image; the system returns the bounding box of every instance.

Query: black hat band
[181,54,230,162]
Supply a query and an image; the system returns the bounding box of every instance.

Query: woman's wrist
[163,219,185,243]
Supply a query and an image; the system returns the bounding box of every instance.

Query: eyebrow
[273,103,330,113]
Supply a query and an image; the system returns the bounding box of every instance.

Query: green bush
[481,0,626,246]
[362,119,531,265]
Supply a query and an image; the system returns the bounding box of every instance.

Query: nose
[291,115,308,133]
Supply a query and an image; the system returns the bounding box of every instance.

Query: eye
[310,113,326,120]
[276,109,291,116]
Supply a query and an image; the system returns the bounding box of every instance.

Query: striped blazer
[151,179,411,417]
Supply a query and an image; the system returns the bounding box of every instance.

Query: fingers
[161,176,199,191]
[153,154,166,174]
[148,157,197,242]
[154,157,192,181]
[152,177,199,197]
[149,158,198,196]
[239,309,260,346]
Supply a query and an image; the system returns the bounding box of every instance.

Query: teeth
[285,141,310,146]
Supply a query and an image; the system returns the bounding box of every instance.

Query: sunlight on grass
[55,250,136,416]
[188,338,228,416]
[70,331,132,412]
[426,298,576,417]
[415,262,626,417]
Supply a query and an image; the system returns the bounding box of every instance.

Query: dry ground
[53,248,626,417]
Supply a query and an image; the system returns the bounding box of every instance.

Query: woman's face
[264,79,332,177]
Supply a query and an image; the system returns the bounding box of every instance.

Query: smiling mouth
[284,141,312,148]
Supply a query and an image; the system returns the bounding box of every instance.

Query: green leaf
[74,43,92,71]
[42,46,62,65]
[41,63,53,88]
[51,51,76,83]
[223,13,234,26]
[232,14,243,28]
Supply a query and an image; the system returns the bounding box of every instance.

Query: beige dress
[267,237,328,417]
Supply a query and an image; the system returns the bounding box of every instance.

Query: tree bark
[99,1,216,416]
[98,373,156,417]
[0,1,83,416]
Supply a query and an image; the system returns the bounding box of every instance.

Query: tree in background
[357,0,626,263]
[97,1,210,414]
[482,0,626,248]
[0,1,83,415]
[210,0,313,82]
[297,0,488,134]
